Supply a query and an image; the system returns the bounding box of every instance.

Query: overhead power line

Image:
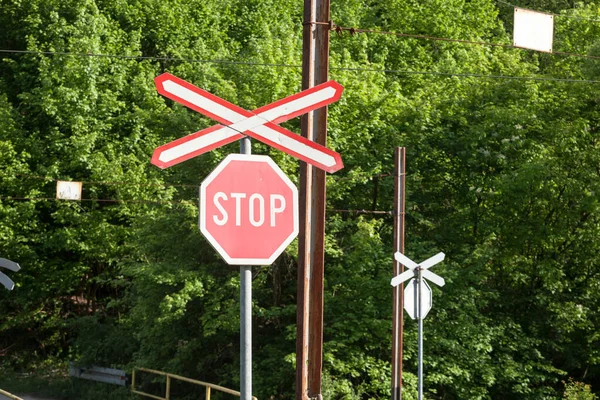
[331,67,600,84]
[0,49,299,69]
[10,169,397,191]
[0,196,392,216]
[0,196,191,206]
[1,48,599,84]
[331,25,511,49]
[496,0,600,23]
[330,209,392,216]
[329,25,600,61]
[13,173,198,189]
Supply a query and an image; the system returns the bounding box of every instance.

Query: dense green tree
[1,0,600,399]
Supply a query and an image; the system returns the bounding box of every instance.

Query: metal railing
[0,388,23,400]
[131,367,257,400]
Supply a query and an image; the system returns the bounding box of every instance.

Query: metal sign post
[151,72,345,400]
[417,267,424,400]
[391,252,446,400]
[239,137,252,400]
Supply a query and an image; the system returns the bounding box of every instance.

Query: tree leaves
[1,0,600,398]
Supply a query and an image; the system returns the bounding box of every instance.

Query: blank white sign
[56,181,82,200]
[404,279,433,320]
[514,7,554,53]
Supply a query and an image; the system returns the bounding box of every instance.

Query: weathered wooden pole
[297,0,330,398]
[391,147,406,400]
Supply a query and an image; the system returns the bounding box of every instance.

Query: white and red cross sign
[200,154,299,265]
[151,73,344,173]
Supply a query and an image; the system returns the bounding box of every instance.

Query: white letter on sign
[231,193,246,226]
[249,194,265,227]
[270,194,286,227]
[213,192,228,226]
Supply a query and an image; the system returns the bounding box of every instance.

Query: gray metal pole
[417,268,423,400]
[240,136,252,400]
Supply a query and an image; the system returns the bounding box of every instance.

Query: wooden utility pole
[391,147,406,400]
[297,0,330,399]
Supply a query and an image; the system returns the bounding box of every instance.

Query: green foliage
[1,0,600,399]
[564,379,598,400]
[0,366,134,400]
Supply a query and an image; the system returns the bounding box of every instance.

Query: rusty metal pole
[297,0,330,399]
[391,147,406,400]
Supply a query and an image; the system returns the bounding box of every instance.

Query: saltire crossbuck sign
[152,73,344,173]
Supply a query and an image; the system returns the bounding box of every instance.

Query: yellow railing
[131,367,257,400]
[0,388,23,400]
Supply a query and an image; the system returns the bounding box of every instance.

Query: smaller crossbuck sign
[152,73,344,173]
[391,252,445,319]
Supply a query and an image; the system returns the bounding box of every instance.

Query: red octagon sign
[199,154,299,265]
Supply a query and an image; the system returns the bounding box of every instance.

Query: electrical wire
[0,195,392,216]
[332,26,511,49]
[330,66,600,84]
[2,48,600,84]
[331,25,600,61]
[12,173,199,189]
[329,209,392,216]
[8,169,398,199]
[0,196,191,206]
[1,0,599,81]
[0,49,300,69]
[496,0,600,23]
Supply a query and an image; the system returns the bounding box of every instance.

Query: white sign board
[514,7,554,53]
[56,181,82,200]
[404,279,433,320]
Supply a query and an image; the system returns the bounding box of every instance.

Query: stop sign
[199,154,299,265]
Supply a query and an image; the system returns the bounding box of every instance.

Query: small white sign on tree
[56,181,82,200]
[513,7,554,53]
